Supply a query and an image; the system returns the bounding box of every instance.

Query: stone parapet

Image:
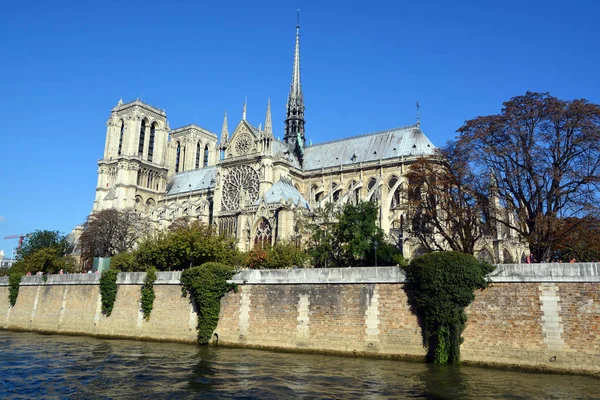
[0,271,183,286]
[1,263,599,287]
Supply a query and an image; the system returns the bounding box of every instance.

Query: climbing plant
[99,269,119,316]
[8,274,22,307]
[140,267,157,320]
[403,251,494,364]
[180,262,237,344]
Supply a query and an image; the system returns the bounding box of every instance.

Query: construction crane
[3,234,28,250]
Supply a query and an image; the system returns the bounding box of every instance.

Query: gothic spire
[242,96,247,121]
[290,10,302,101]
[284,9,306,162]
[220,110,229,144]
[416,99,421,128]
[264,98,273,138]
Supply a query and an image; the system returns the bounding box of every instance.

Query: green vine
[181,262,236,344]
[8,274,22,307]
[99,269,119,316]
[403,251,494,364]
[140,267,157,321]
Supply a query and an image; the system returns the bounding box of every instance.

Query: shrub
[403,251,494,364]
[266,242,309,269]
[140,267,157,320]
[111,251,141,272]
[99,269,119,316]
[180,262,236,344]
[8,273,21,307]
[246,247,269,269]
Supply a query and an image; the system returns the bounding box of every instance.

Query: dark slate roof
[258,177,309,209]
[166,166,217,195]
[302,125,435,170]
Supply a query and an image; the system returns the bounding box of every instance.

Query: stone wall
[1,264,599,375]
[0,272,197,343]
[215,264,600,375]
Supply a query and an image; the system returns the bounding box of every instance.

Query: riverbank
[1,264,599,376]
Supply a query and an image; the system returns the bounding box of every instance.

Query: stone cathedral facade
[92,22,525,262]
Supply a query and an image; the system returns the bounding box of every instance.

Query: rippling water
[0,331,598,399]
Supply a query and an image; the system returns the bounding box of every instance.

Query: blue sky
[1,0,599,254]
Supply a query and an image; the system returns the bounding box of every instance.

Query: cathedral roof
[166,166,217,195]
[302,125,435,170]
[259,177,309,209]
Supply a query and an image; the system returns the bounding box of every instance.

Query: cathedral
[92,20,524,262]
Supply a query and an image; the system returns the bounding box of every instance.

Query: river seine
[0,331,598,399]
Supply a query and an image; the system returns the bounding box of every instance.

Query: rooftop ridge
[114,99,166,116]
[170,124,218,137]
[307,124,419,148]
[170,165,217,177]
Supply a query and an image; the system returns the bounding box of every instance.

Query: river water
[0,331,598,399]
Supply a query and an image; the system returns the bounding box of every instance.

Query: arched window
[332,189,342,202]
[254,218,272,249]
[388,176,401,208]
[138,120,146,157]
[175,142,181,173]
[195,142,201,169]
[148,123,156,162]
[118,120,124,155]
[368,178,377,192]
[203,145,209,167]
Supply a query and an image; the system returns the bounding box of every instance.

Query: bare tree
[404,143,490,255]
[456,92,600,261]
[80,209,150,264]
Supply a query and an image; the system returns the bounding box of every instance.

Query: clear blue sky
[1,0,599,254]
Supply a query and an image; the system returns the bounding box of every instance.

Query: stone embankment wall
[1,264,599,375]
[0,272,198,343]
[215,263,600,375]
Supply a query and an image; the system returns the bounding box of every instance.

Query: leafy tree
[17,230,70,260]
[403,251,494,364]
[133,221,240,271]
[308,201,401,267]
[79,209,149,264]
[9,240,75,276]
[405,144,491,255]
[20,248,75,274]
[308,202,339,267]
[335,201,385,267]
[456,92,600,261]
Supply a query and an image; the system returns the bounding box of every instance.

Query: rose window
[221,165,260,211]
[235,134,252,155]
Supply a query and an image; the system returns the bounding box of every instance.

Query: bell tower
[93,99,170,212]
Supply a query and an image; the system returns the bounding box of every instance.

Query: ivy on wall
[8,274,22,307]
[180,262,237,344]
[403,251,494,364]
[140,267,157,320]
[99,269,119,316]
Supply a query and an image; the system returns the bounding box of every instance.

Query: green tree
[17,230,69,260]
[307,202,339,267]
[308,201,401,267]
[133,222,240,271]
[336,201,385,267]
